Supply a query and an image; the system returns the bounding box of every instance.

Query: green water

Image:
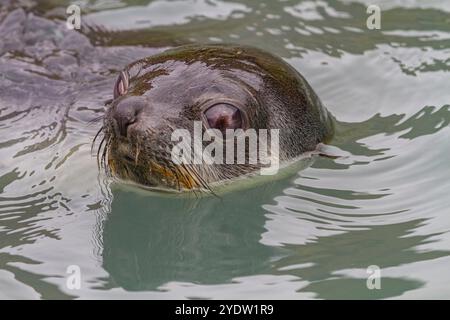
[0,0,449,299]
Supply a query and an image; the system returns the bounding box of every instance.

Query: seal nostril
[114,116,136,137]
[112,97,145,138]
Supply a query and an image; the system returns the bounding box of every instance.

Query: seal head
[100,44,334,191]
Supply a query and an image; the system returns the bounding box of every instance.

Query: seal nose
[112,97,145,137]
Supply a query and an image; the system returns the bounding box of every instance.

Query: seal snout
[112,96,146,138]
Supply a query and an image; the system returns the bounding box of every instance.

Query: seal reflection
[94,117,450,298]
[98,182,287,290]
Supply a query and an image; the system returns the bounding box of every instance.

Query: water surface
[0,0,449,299]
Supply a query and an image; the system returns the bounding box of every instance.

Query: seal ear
[113,71,129,99]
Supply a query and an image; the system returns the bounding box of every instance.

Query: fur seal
[99,44,334,191]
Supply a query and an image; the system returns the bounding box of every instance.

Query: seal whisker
[168,164,182,192]
[96,137,106,170]
[91,126,104,155]
[135,141,141,165]
[87,116,105,127]
[181,163,217,197]
[101,137,112,175]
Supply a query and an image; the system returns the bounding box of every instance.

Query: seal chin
[106,146,209,192]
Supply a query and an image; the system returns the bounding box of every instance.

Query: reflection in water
[0,252,75,299]
[99,183,285,291]
[274,219,446,299]
[74,0,450,75]
[96,104,450,298]
[97,143,450,298]
[334,105,450,155]
[0,0,449,299]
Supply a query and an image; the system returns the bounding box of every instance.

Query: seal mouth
[92,125,212,193]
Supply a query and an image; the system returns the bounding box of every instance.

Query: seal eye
[113,71,129,99]
[204,103,243,134]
